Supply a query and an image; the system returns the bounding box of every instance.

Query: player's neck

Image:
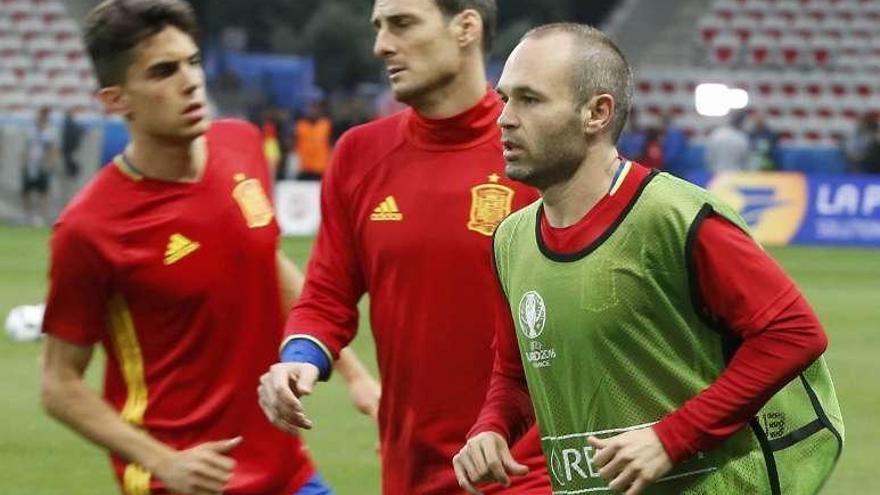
[541,144,620,228]
[127,133,206,183]
[412,57,488,119]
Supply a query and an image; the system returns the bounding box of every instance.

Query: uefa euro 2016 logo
[518,291,546,339]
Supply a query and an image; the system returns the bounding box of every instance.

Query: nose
[181,63,203,95]
[497,100,519,130]
[373,25,395,59]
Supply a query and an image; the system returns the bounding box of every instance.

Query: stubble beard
[392,68,458,108]
[506,117,587,191]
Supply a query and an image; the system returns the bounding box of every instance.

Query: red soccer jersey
[287,91,550,494]
[43,120,314,494]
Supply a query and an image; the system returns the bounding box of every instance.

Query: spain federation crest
[467,174,514,236]
[232,173,274,228]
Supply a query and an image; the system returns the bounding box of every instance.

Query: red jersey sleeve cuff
[468,419,513,443]
[653,415,696,465]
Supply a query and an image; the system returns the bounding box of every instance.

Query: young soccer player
[40,1,374,493]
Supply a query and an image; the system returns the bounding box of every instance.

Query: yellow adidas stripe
[122,463,151,495]
[108,293,148,426]
[386,196,399,212]
[108,293,151,493]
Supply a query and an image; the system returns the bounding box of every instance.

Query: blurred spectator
[60,110,83,207]
[660,113,688,173]
[618,107,647,160]
[261,114,282,176]
[705,112,750,172]
[259,107,292,180]
[271,107,293,180]
[640,127,664,169]
[21,107,59,226]
[61,110,83,178]
[748,114,779,171]
[843,113,879,173]
[331,94,373,142]
[294,101,332,180]
[860,137,880,174]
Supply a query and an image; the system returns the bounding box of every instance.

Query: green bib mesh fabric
[493,172,843,494]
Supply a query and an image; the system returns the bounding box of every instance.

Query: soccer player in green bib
[453,23,843,495]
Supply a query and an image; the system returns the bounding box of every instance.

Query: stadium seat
[711,0,738,21]
[808,38,834,67]
[792,15,818,38]
[773,0,799,22]
[15,18,44,41]
[0,36,23,57]
[760,15,788,40]
[698,15,725,44]
[708,33,740,66]
[26,36,57,60]
[779,76,803,99]
[731,16,755,43]
[50,19,79,41]
[813,95,837,119]
[779,34,805,66]
[747,33,777,66]
[786,96,812,119]
[801,72,827,98]
[849,17,874,39]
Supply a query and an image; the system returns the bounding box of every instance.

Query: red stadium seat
[731,17,755,43]
[809,40,834,67]
[709,33,740,66]
[780,78,802,99]
[747,33,776,66]
[779,34,804,66]
[760,16,788,40]
[698,16,725,44]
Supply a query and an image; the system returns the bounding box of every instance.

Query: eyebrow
[144,51,200,74]
[496,85,544,97]
[371,12,414,27]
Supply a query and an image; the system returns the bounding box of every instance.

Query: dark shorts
[22,170,49,194]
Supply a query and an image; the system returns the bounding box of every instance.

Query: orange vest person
[295,104,332,177]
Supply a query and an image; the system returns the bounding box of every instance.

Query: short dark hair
[433,0,497,54]
[84,0,199,87]
[523,23,633,143]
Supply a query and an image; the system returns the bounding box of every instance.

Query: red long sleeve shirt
[471,162,827,464]
[286,91,550,494]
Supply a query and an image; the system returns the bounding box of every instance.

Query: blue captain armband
[280,337,332,381]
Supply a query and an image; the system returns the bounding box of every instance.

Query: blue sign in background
[794,175,880,247]
[686,172,880,248]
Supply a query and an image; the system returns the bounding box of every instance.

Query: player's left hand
[587,427,673,495]
[346,374,381,421]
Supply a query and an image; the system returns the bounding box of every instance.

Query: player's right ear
[96,86,130,116]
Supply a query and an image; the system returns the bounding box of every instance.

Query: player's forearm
[334,347,373,384]
[654,297,827,463]
[41,376,174,473]
[276,250,305,314]
[468,370,535,445]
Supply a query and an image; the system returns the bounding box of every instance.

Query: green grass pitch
[0,224,877,494]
